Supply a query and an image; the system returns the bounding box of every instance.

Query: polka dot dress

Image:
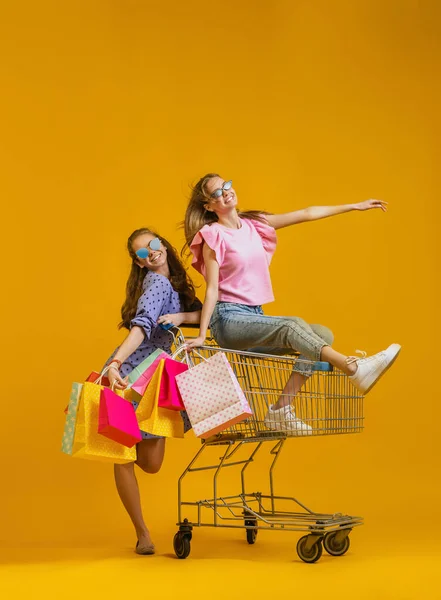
[106,271,192,439]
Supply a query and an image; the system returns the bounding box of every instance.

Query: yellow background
[1,0,440,597]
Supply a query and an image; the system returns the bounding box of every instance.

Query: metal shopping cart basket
[172,333,364,563]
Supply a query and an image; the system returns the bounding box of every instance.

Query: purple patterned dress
[106,271,192,439]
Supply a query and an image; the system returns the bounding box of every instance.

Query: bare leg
[114,438,166,550]
[114,462,152,547]
[273,372,306,410]
[320,346,356,375]
[136,438,166,474]
[272,346,357,411]
[272,324,336,411]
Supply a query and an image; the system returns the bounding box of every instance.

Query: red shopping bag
[98,388,142,448]
[86,371,111,386]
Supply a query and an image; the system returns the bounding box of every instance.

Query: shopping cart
[172,335,364,563]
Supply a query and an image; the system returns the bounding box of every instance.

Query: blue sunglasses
[135,237,161,259]
[209,179,233,199]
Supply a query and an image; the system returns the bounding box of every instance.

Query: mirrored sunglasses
[210,179,233,199]
[135,237,161,259]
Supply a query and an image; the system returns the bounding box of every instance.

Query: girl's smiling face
[132,233,169,275]
[203,177,238,215]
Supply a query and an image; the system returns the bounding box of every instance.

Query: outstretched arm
[185,243,219,350]
[266,199,387,230]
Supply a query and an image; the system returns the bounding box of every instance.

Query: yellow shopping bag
[72,382,136,464]
[136,360,184,438]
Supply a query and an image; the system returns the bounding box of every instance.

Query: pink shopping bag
[175,351,253,438]
[98,387,142,448]
[157,357,188,411]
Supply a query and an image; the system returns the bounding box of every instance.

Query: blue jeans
[209,302,334,376]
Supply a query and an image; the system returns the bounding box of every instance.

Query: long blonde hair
[182,173,270,253]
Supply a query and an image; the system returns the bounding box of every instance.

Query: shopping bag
[157,357,188,411]
[98,387,142,448]
[127,348,168,390]
[61,382,83,454]
[63,371,110,414]
[86,371,111,386]
[136,360,184,438]
[175,351,253,438]
[62,381,136,464]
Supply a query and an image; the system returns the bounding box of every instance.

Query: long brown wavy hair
[119,228,200,330]
[182,173,271,252]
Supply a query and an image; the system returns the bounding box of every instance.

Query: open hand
[356,199,388,212]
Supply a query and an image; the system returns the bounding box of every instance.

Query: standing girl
[106,228,201,554]
[183,174,400,434]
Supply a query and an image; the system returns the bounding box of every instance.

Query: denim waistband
[214,301,263,314]
[210,302,264,327]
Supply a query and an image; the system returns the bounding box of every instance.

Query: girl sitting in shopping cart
[105,228,201,555]
[183,174,400,434]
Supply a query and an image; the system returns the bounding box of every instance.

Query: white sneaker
[264,405,313,436]
[349,343,401,394]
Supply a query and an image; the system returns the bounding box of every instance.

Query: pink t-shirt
[190,217,277,306]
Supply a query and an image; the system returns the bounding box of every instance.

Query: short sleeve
[190,224,226,276]
[130,272,172,339]
[249,218,277,263]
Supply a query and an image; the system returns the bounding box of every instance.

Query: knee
[317,325,334,346]
[137,460,162,474]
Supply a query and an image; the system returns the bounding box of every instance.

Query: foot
[264,405,312,436]
[348,343,401,394]
[135,531,155,555]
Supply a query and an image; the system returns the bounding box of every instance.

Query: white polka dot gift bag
[175,351,252,438]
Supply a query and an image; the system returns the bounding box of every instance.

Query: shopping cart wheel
[173,531,191,559]
[244,511,258,544]
[323,531,350,556]
[246,527,258,544]
[244,518,258,544]
[296,535,323,563]
[246,529,257,544]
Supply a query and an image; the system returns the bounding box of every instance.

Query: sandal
[135,540,155,555]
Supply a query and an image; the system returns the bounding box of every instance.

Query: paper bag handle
[171,344,209,368]
[94,365,119,390]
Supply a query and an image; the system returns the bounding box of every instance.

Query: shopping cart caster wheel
[179,518,192,541]
[323,531,350,556]
[296,535,323,563]
[246,528,258,544]
[174,532,191,559]
[245,519,258,544]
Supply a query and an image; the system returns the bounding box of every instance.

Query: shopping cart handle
[312,361,333,372]
[159,322,201,331]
